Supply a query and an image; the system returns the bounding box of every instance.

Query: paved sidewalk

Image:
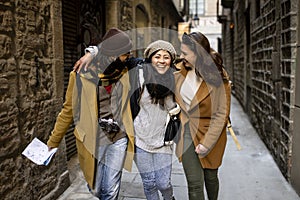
[57,96,300,200]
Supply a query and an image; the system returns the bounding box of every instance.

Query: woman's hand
[195,144,208,157]
[48,145,54,151]
[73,52,93,73]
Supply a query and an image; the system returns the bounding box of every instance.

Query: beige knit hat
[144,40,176,60]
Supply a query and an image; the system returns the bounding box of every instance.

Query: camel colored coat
[174,65,231,169]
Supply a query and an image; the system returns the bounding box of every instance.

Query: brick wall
[251,0,297,180]
[222,0,297,180]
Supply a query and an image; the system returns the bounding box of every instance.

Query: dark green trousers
[182,126,219,200]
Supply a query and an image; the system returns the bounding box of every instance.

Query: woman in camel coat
[174,32,231,200]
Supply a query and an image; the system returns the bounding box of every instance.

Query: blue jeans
[134,146,173,200]
[93,137,127,200]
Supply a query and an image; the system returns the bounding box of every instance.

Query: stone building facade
[218,0,300,195]
[0,0,69,199]
[190,0,222,52]
[0,0,184,199]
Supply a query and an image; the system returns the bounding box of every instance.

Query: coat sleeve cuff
[169,103,180,116]
[84,46,98,57]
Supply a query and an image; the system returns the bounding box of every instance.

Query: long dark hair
[182,32,227,86]
[143,50,176,107]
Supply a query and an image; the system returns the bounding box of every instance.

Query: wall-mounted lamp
[193,14,200,26]
[193,0,200,27]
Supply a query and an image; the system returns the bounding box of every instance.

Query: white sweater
[134,88,173,154]
[180,70,202,110]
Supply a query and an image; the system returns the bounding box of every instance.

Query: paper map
[22,137,57,166]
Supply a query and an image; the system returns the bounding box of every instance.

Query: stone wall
[0,0,69,199]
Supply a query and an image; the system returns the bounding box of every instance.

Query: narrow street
[57,95,300,200]
[2,1,300,199]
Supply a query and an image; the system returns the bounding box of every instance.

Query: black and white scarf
[143,63,175,107]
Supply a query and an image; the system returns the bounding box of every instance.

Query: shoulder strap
[130,64,144,120]
[138,64,144,86]
[96,79,101,119]
[227,117,241,150]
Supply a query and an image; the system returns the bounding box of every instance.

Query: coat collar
[189,81,212,110]
[174,62,213,112]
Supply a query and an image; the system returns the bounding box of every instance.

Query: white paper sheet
[22,137,57,166]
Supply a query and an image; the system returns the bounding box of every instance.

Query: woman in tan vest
[47,28,137,199]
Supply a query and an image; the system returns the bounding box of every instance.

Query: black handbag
[164,114,181,145]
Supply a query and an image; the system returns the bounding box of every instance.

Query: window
[189,0,204,16]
